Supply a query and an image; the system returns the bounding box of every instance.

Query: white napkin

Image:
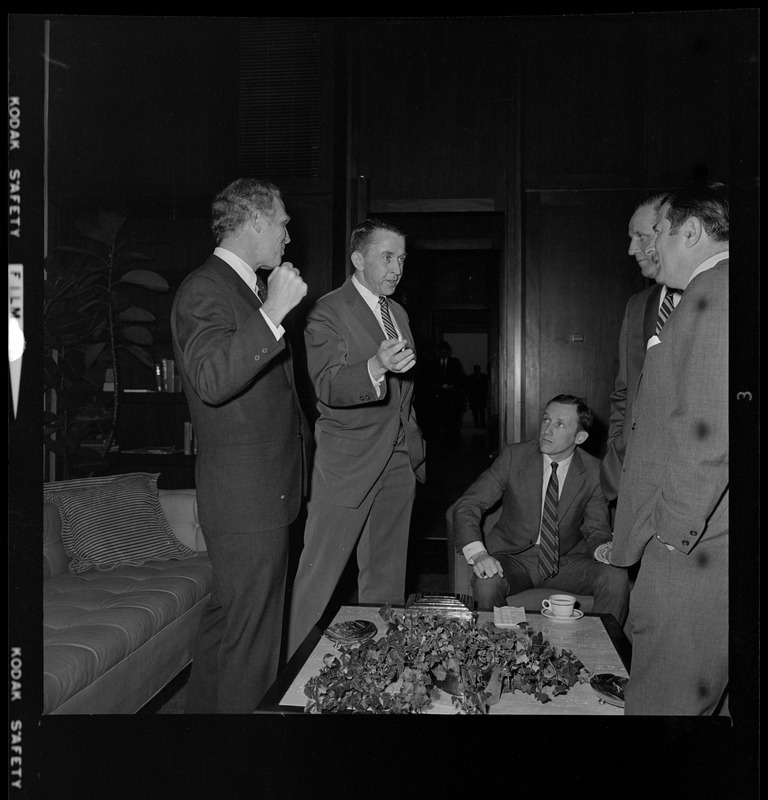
[493,606,526,628]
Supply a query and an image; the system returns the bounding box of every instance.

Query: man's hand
[593,541,613,565]
[261,262,308,327]
[369,338,416,380]
[473,552,504,580]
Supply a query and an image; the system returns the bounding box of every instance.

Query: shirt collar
[543,451,574,472]
[686,250,729,287]
[214,246,257,293]
[351,273,380,312]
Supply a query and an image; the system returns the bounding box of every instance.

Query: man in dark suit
[452,394,629,627]
[609,185,729,715]
[600,193,680,503]
[431,340,466,446]
[171,177,309,713]
[286,218,426,657]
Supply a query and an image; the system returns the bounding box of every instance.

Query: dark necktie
[378,296,398,339]
[538,462,560,580]
[655,289,680,335]
[256,274,268,303]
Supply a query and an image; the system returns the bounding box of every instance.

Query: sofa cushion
[44,473,195,574]
[43,553,212,714]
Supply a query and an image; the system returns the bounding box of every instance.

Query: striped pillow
[43,473,195,574]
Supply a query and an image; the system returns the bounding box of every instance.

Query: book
[183,422,194,456]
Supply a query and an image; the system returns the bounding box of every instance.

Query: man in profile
[610,184,729,715]
[600,192,677,505]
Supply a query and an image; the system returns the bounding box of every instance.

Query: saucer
[541,608,583,621]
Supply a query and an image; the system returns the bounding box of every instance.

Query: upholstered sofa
[43,473,212,714]
[445,501,595,613]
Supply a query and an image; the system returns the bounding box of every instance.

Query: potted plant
[303,605,590,714]
[44,207,170,479]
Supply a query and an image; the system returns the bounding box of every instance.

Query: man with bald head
[600,193,678,504]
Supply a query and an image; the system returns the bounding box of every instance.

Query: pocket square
[646,334,661,350]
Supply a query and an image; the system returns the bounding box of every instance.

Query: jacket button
[262,348,268,353]
[254,355,260,361]
[690,530,698,536]
[631,423,636,430]
[681,540,690,546]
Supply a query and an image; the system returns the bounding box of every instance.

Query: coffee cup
[541,594,576,618]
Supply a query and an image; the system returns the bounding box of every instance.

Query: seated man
[452,394,629,627]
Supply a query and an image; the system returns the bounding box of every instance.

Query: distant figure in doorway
[465,364,489,428]
[430,340,466,448]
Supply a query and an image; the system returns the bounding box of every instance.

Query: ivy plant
[304,605,590,714]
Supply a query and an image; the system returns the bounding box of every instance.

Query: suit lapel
[342,278,386,347]
[558,450,585,517]
[523,447,544,516]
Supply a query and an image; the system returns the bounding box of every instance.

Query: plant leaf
[119,325,154,345]
[119,306,156,322]
[117,269,169,291]
[119,344,157,370]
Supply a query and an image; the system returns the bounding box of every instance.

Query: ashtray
[589,673,628,707]
[324,619,378,646]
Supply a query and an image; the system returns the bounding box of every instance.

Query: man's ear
[683,216,703,248]
[350,250,364,271]
[575,430,588,446]
[251,213,262,234]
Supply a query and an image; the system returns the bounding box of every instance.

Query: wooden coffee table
[258,603,631,715]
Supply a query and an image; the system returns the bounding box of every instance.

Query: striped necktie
[378,296,399,339]
[537,462,560,580]
[655,289,680,335]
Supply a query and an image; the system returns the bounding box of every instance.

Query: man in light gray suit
[287,218,426,657]
[609,184,729,715]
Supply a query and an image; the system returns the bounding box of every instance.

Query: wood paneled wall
[346,12,746,449]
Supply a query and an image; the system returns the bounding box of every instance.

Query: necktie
[255,274,268,303]
[538,462,560,580]
[655,289,679,335]
[378,296,398,339]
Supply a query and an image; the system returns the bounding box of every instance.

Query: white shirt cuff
[462,541,486,565]
[259,307,284,340]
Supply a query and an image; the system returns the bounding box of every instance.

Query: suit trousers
[185,524,289,714]
[286,440,416,658]
[624,534,728,715]
[471,546,630,627]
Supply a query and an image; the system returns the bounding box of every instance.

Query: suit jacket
[612,260,728,565]
[600,283,663,501]
[305,277,426,508]
[171,254,309,533]
[452,439,612,557]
